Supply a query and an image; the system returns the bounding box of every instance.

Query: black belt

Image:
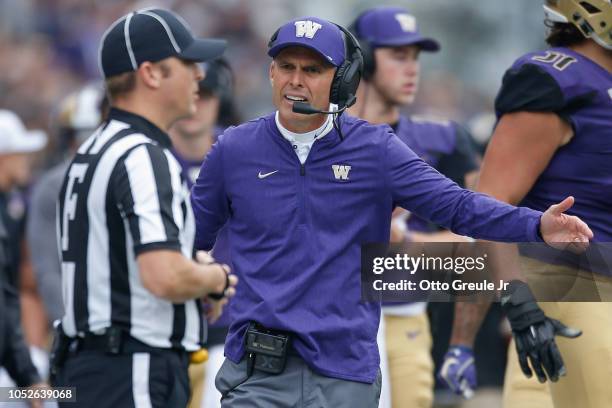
[51,325,186,385]
[73,327,188,357]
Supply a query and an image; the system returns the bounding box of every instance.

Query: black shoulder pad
[495,64,565,116]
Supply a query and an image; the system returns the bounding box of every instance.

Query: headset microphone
[291,100,350,115]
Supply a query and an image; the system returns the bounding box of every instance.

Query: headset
[267,22,364,113]
[200,58,238,126]
[200,58,234,106]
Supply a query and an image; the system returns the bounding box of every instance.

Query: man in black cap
[53,9,236,408]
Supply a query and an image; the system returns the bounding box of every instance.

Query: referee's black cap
[99,8,226,79]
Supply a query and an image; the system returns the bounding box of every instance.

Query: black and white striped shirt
[57,108,202,350]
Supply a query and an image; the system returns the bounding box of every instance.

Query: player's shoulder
[495,48,579,115]
[342,115,405,157]
[398,115,457,150]
[405,114,452,127]
[403,115,455,135]
[496,47,609,116]
[513,48,581,75]
[343,114,394,142]
[504,47,597,95]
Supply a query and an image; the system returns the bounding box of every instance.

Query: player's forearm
[448,242,524,346]
[482,241,525,283]
[445,242,524,347]
[449,300,491,347]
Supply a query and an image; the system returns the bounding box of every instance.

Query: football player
[439,1,612,407]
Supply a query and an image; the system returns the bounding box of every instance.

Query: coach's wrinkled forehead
[267,17,346,67]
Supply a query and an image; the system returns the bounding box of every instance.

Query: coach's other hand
[501,280,581,383]
[438,345,476,399]
[195,250,237,299]
[540,196,593,252]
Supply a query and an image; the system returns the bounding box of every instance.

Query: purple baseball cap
[354,7,440,52]
[267,17,346,67]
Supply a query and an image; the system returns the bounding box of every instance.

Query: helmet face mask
[544,0,612,49]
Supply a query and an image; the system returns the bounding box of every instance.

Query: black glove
[500,280,581,383]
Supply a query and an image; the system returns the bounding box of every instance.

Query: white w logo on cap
[294,20,322,39]
[394,14,417,32]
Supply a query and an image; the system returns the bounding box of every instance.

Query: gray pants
[215,355,382,407]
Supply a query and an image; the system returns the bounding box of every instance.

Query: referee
[53,9,236,408]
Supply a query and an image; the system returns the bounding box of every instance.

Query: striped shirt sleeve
[111,143,182,255]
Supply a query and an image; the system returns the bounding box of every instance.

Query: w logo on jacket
[332,164,351,180]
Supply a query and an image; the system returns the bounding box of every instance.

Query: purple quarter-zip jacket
[191,113,542,383]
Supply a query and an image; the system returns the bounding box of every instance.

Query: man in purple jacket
[191,16,592,407]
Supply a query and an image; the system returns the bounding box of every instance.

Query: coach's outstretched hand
[501,280,581,383]
[540,196,593,252]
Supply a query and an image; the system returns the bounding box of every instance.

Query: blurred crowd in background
[1,0,547,167]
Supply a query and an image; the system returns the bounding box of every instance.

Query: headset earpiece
[359,41,374,80]
[330,24,363,109]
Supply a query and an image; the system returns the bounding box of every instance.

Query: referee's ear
[137,61,164,90]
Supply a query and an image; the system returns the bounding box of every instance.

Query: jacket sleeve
[191,137,231,251]
[384,133,543,242]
